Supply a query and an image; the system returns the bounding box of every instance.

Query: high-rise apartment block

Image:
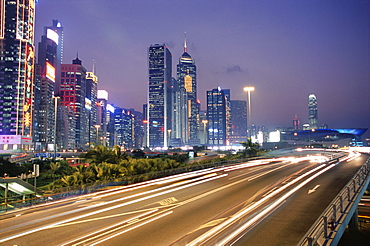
[0,0,35,151]
[147,44,172,148]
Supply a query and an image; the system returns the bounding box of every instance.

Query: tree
[240,138,260,158]
[131,149,146,159]
[0,157,22,177]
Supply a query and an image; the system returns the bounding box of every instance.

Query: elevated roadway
[0,149,368,245]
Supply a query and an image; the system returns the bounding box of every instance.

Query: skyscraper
[86,71,98,145]
[148,44,172,148]
[293,114,300,131]
[0,0,35,151]
[60,57,87,150]
[35,20,60,151]
[308,94,318,129]
[207,87,227,146]
[176,36,199,144]
[230,100,247,144]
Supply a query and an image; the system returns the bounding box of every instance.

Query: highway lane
[0,150,364,246]
[225,153,368,245]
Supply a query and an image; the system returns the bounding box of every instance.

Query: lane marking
[308,185,321,194]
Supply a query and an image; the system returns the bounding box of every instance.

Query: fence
[298,157,370,246]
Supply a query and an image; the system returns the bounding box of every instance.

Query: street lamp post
[53,96,60,159]
[243,86,255,139]
[202,120,208,145]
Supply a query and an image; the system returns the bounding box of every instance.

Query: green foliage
[240,138,260,158]
[80,145,129,164]
[45,145,190,188]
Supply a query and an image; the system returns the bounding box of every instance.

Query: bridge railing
[298,157,370,246]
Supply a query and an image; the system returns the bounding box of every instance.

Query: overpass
[0,148,368,245]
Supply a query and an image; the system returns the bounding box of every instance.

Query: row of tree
[46,145,191,189]
[1,139,262,190]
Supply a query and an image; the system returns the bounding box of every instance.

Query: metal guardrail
[298,157,370,246]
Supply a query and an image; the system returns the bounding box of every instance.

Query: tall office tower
[176,36,199,144]
[222,89,232,145]
[293,114,300,131]
[35,21,60,151]
[114,107,134,149]
[97,90,108,145]
[86,71,98,145]
[129,108,144,148]
[148,44,172,148]
[60,57,87,150]
[308,94,318,129]
[0,0,35,151]
[172,76,187,146]
[199,110,208,145]
[106,103,116,147]
[47,20,63,95]
[207,87,227,146]
[142,103,148,148]
[230,100,247,144]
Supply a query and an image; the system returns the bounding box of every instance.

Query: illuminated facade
[97,90,108,145]
[60,57,87,150]
[114,107,133,149]
[207,87,227,146]
[148,44,172,148]
[35,21,60,151]
[0,0,35,151]
[293,114,300,131]
[86,71,98,145]
[176,37,199,144]
[229,100,247,144]
[308,94,318,129]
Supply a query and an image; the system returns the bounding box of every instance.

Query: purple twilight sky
[35,0,370,136]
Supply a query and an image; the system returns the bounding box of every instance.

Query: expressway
[0,149,367,246]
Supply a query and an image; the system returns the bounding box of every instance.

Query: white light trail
[90,211,173,246]
[60,209,158,246]
[217,164,336,245]
[0,173,226,243]
[187,163,332,246]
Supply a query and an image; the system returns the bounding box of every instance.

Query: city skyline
[35,0,369,135]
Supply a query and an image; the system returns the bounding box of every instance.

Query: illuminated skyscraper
[293,114,300,131]
[35,20,60,151]
[207,87,227,146]
[308,94,318,129]
[176,36,199,144]
[60,57,87,150]
[230,100,247,144]
[148,44,172,148]
[0,0,35,151]
[86,71,98,145]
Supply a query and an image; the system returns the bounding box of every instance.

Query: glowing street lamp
[243,86,255,138]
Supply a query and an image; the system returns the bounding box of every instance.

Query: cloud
[226,64,244,74]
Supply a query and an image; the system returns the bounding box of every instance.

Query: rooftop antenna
[92,59,96,74]
[184,32,187,53]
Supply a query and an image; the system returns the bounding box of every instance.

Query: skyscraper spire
[184,32,187,53]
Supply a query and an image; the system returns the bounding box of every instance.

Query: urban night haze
[1,1,370,246]
[34,0,369,134]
